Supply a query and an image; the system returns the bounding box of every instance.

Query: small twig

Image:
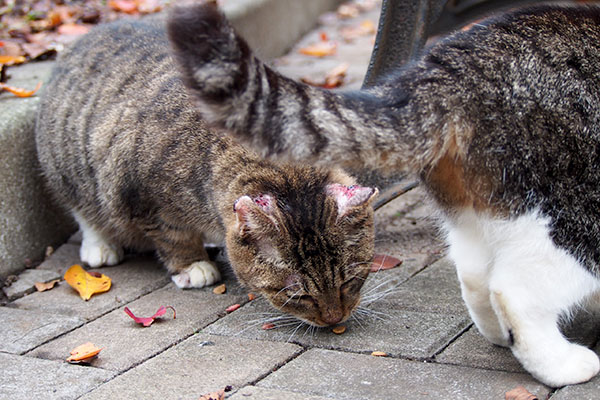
[373,181,419,211]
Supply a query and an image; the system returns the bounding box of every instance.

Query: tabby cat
[34,16,378,327]
[166,2,600,387]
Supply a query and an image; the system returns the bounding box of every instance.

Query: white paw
[80,239,124,267]
[171,261,221,289]
[516,342,600,387]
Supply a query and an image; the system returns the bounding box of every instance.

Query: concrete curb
[0,0,344,280]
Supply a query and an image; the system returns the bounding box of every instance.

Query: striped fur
[35,17,377,327]
[167,3,600,386]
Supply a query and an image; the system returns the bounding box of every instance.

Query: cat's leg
[73,211,124,267]
[446,215,509,347]
[151,229,221,289]
[488,213,600,387]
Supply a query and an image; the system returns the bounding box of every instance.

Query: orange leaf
[301,63,348,89]
[108,0,139,14]
[0,82,42,98]
[371,253,403,272]
[34,279,60,292]
[198,389,225,400]
[0,55,26,65]
[64,264,111,301]
[299,41,336,57]
[505,386,538,400]
[66,342,102,362]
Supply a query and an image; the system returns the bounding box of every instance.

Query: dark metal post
[362,0,447,88]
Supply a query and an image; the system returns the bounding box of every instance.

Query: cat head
[225,174,378,327]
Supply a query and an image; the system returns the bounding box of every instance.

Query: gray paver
[435,325,525,373]
[258,348,551,400]
[80,333,302,399]
[28,281,248,372]
[36,240,81,275]
[550,377,600,399]
[11,256,170,320]
[229,386,335,400]
[205,296,470,359]
[0,352,115,400]
[2,268,61,300]
[0,306,84,354]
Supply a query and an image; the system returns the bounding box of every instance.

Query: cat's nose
[322,308,343,325]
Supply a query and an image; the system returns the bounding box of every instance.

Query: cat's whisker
[287,321,308,343]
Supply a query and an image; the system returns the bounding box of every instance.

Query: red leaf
[226,303,241,313]
[371,253,403,272]
[124,305,176,327]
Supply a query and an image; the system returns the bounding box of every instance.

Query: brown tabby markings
[34,17,377,327]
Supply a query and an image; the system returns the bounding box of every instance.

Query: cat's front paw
[80,239,124,268]
[171,261,221,289]
[520,343,600,387]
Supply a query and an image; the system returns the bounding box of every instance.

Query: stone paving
[2,2,600,399]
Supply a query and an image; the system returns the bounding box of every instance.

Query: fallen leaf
[108,0,139,14]
[34,279,60,292]
[198,389,225,400]
[371,253,403,272]
[124,305,176,327]
[505,386,538,400]
[63,264,111,301]
[212,283,226,294]
[0,55,26,65]
[261,322,275,330]
[299,40,336,57]
[332,325,346,334]
[226,303,241,313]
[340,19,376,41]
[337,3,360,18]
[66,342,102,362]
[0,81,42,98]
[301,63,348,89]
[57,23,91,36]
[371,351,387,357]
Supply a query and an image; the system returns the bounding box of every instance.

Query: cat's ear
[233,194,278,235]
[326,184,378,218]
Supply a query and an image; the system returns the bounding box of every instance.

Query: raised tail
[167,2,442,175]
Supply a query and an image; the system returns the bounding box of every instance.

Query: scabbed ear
[326,184,378,218]
[233,194,278,235]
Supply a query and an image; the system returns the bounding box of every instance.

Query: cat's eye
[292,294,316,305]
[341,277,362,294]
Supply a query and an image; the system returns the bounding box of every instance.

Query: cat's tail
[167,2,443,175]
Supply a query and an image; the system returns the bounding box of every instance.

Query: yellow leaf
[66,342,102,362]
[64,264,111,301]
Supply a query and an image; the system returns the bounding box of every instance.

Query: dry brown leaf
[332,325,346,334]
[371,253,403,272]
[198,389,225,400]
[57,23,91,36]
[301,63,348,89]
[371,351,387,357]
[340,19,376,41]
[34,279,60,292]
[299,40,337,57]
[66,342,102,362]
[212,283,226,294]
[505,386,538,400]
